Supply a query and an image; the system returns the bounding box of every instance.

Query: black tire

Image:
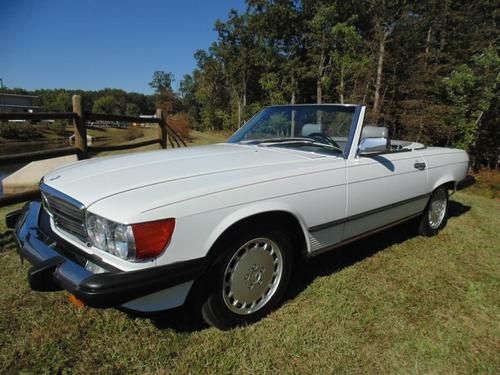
[199,227,294,330]
[417,187,449,236]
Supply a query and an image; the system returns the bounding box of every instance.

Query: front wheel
[417,187,449,236]
[200,229,293,330]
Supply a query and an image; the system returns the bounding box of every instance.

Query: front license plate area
[68,293,85,308]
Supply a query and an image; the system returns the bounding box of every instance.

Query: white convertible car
[10,104,470,329]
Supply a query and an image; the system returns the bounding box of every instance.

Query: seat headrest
[361,125,388,139]
[301,124,321,137]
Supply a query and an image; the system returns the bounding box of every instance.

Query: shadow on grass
[288,200,470,299]
[139,200,471,332]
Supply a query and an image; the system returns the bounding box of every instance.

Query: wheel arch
[185,205,310,313]
[204,205,310,263]
[431,178,457,193]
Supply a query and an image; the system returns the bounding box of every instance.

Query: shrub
[167,112,191,140]
[0,122,41,141]
[48,121,68,136]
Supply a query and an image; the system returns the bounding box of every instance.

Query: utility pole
[0,78,4,113]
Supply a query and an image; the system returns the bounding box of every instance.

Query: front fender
[203,201,312,256]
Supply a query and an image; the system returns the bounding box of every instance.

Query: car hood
[43,143,330,207]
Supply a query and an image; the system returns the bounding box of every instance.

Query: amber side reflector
[132,218,176,260]
[68,294,85,308]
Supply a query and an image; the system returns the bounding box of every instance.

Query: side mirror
[358,137,389,154]
[358,125,390,155]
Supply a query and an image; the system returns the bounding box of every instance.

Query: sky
[0,0,246,94]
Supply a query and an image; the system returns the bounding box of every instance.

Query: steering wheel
[307,133,341,149]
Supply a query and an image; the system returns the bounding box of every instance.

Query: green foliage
[48,121,68,137]
[330,23,370,102]
[92,95,121,115]
[149,71,180,113]
[179,0,498,168]
[0,87,156,118]
[259,73,286,104]
[45,91,72,112]
[443,47,499,151]
[149,71,174,94]
[125,103,140,117]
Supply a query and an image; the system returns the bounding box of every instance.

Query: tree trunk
[317,79,322,104]
[339,65,345,104]
[242,72,247,108]
[373,30,388,122]
[237,99,242,129]
[424,26,432,66]
[362,78,370,104]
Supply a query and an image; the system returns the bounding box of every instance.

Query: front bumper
[11,201,207,308]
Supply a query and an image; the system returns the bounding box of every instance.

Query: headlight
[86,213,136,260]
[85,212,175,261]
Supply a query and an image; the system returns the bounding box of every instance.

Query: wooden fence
[0,95,186,207]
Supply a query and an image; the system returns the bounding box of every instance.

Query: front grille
[41,186,87,241]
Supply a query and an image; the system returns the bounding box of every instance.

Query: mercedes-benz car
[8,104,471,329]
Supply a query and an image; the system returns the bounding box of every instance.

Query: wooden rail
[0,95,186,208]
[87,113,161,124]
[0,112,78,121]
[88,139,159,152]
[0,147,79,166]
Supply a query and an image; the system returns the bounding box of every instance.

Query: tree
[92,95,120,114]
[126,103,140,117]
[178,0,498,168]
[329,22,369,103]
[443,47,499,165]
[306,3,338,103]
[149,71,174,94]
[149,71,179,113]
[45,91,72,112]
[248,0,306,104]
[213,10,257,127]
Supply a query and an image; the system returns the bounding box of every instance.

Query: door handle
[414,162,426,170]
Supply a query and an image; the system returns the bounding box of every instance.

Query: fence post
[156,108,168,149]
[72,95,88,159]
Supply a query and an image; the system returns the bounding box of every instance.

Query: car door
[344,151,429,240]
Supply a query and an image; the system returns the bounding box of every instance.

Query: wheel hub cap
[222,238,283,315]
[428,189,447,229]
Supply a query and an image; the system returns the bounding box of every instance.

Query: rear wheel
[200,228,293,330]
[418,187,449,236]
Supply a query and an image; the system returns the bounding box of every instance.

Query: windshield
[228,105,357,155]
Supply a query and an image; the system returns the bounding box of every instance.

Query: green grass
[1,179,498,373]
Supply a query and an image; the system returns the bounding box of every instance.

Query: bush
[167,112,191,140]
[48,121,68,136]
[0,122,41,141]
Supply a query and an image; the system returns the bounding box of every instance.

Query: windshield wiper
[246,138,343,153]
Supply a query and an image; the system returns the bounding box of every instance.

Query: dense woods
[178,0,498,168]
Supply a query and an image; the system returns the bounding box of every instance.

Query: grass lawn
[0,171,498,372]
